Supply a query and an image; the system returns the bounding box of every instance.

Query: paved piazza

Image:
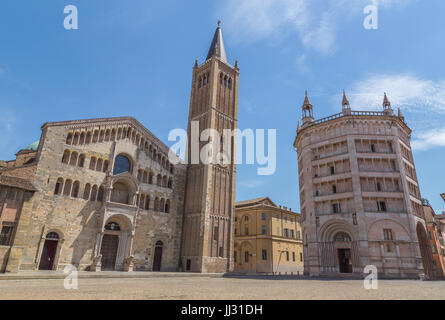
[0,276,444,300]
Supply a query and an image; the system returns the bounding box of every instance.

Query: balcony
[105,201,138,216]
[313,171,351,180]
[315,211,355,216]
[313,110,385,125]
[359,168,398,173]
[314,192,354,202]
[356,150,395,156]
[363,208,407,214]
[312,150,348,162]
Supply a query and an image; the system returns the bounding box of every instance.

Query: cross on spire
[206,20,227,63]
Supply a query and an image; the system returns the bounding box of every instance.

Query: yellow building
[234,197,304,275]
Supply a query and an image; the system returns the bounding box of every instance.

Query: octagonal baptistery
[293,91,435,279]
[9,116,186,273]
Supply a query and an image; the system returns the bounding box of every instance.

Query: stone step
[0,271,225,281]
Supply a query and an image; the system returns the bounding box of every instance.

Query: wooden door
[153,245,163,271]
[39,240,58,270]
[338,249,352,273]
[100,235,119,270]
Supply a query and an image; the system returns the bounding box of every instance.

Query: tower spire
[383,92,391,109]
[342,90,351,115]
[342,90,350,107]
[302,90,314,124]
[303,90,312,106]
[206,20,228,63]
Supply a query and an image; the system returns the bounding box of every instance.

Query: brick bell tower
[181,21,239,273]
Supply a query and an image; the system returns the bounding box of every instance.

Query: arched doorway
[100,222,121,271]
[39,232,60,270]
[416,223,435,278]
[334,232,353,273]
[318,221,358,274]
[153,241,163,271]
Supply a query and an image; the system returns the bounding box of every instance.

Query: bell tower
[181,21,239,273]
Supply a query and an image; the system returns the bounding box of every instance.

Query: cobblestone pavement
[0,276,444,300]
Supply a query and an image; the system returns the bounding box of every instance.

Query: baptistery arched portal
[333,232,353,273]
[318,221,359,274]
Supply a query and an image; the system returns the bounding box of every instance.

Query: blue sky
[0,0,444,213]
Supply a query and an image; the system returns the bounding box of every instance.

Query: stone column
[123,232,135,272]
[347,135,368,269]
[90,232,104,272]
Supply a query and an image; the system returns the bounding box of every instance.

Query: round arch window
[113,154,131,175]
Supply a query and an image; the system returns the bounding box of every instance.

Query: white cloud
[345,74,445,113]
[342,73,445,152]
[411,128,445,151]
[219,0,414,55]
[239,179,265,188]
[371,0,414,8]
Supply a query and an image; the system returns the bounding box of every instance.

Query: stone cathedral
[0,23,238,273]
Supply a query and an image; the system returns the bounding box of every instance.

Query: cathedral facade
[293,91,435,278]
[0,23,238,273]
